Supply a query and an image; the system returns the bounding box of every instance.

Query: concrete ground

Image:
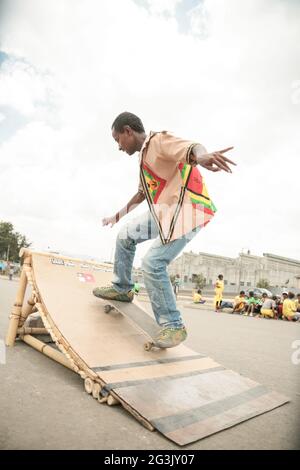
[0,277,299,450]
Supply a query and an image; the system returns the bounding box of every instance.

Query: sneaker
[93,285,134,303]
[154,326,187,348]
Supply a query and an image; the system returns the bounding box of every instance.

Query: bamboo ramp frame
[6,249,289,445]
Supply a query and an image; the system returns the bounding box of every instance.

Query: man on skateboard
[93,112,235,348]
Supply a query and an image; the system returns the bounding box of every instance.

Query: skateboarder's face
[112,126,137,155]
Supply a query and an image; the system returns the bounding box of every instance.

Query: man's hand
[101,192,145,229]
[197,147,236,173]
[102,215,117,227]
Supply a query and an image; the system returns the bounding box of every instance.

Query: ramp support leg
[21,335,76,371]
[6,265,28,347]
[17,327,49,335]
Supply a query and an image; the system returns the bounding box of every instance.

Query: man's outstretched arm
[191,144,236,173]
[102,191,145,227]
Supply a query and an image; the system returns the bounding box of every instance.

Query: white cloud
[188,2,210,38]
[0,0,300,266]
[134,0,181,17]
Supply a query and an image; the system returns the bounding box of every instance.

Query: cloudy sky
[0,0,299,265]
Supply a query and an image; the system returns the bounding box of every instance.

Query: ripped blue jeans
[112,211,200,328]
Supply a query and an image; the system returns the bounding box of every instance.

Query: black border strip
[103,365,225,392]
[92,353,206,372]
[151,385,269,433]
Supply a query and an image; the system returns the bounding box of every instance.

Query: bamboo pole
[22,335,76,371]
[19,248,31,259]
[107,395,120,406]
[84,377,94,394]
[17,327,49,335]
[6,260,30,347]
[19,295,36,327]
[92,382,101,400]
[98,396,108,404]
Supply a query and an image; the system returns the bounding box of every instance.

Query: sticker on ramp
[65,261,76,267]
[93,266,113,272]
[77,273,95,283]
[51,258,65,265]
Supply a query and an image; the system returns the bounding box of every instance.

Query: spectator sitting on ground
[255,293,268,317]
[260,295,277,319]
[273,295,282,319]
[277,291,288,319]
[250,294,262,316]
[283,292,300,321]
[232,291,247,314]
[219,299,234,310]
[295,293,300,313]
[193,289,206,304]
[244,291,259,316]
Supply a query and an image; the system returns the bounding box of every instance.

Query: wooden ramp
[6,250,289,446]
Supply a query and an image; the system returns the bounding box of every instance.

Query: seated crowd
[218,291,300,321]
[192,289,300,321]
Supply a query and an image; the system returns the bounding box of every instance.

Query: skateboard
[102,299,161,351]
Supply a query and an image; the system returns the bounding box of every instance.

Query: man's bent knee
[141,255,166,275]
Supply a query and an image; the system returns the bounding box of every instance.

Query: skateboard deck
[102,299,161,350]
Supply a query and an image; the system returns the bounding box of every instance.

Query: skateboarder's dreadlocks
[93,112,236,348]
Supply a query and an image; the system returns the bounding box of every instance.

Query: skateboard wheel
[144,342,154,351]
[104,305,112,314]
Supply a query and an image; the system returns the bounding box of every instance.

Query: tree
[256,278,270,288]
[0,221,31,262]
[193,273,206,290]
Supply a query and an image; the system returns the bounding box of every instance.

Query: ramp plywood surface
[23,252,288,445]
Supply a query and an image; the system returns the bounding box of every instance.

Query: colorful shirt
[247,296,258,305]
[138,131,216,244]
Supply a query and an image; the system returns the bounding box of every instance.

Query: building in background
[166,251,300,292]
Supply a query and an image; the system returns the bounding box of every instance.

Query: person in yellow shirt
[283,292,300,321]
[232,291,247,314]
[214,274,224,312]
[193,289,206,304]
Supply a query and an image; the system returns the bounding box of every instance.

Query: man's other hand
[102,216,117,227]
